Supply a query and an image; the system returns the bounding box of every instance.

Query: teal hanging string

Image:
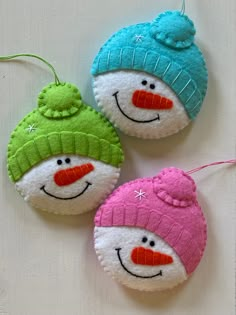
[181,0,186,15]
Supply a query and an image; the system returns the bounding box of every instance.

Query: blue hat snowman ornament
[92,9,208,139]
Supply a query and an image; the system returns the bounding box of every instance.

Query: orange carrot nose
[131,247,173,266]
[54,163,94,186]
[132,90,173,110]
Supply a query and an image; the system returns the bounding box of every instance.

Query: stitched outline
[113,91,160,123]
[119,49,123,67]
[94,77,190,139]
[107,51,111,69]
[171,70,183,85]
[188,99,201,114]
[131,49,135,68]
[153,55,161,73]
[161,61,172,79]
[185,88,197,104]
[143,51,148,68]
[115,248,163,279]
[40,181,92,200]
[178,79,192,96]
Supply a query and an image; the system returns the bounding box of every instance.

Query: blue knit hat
[91,11,208,120]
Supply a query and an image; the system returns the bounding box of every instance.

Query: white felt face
[93,71,190,139]
[94,226,187,291]
[16,155,120,215]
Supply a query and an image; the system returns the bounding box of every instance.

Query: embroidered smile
[115,248,163,278]
[40,181,92,200]
[113,91,160,123]
[113,90,173,123]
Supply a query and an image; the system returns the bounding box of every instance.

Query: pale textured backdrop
[0,0,235,314]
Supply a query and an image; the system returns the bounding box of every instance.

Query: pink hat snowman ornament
[94,166,208,291]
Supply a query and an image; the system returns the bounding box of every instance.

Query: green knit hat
[7,82,124,182]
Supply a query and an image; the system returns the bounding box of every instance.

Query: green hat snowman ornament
[2,54,124,215]
[92,3,208,139]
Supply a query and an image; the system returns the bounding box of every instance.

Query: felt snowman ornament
[7,82,124,215]
[91,10,208,139]
[94,167,207,291]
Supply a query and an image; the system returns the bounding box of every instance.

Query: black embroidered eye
[142,80,147,86]
[150,84,155,90]
[57,159,63,165]
[150,241,155,247]
[142,236,148,243]
[65,158,71,164]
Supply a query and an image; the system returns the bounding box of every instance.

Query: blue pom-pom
[150,11,196,49]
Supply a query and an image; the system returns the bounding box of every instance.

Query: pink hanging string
[187,160,236,175]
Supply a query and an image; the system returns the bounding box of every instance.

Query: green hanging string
[0,53,61,85]
[181,0,186,15]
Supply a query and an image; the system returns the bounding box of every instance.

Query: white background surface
[0,0,235,314]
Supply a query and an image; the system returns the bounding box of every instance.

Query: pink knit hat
[95,167,207,275]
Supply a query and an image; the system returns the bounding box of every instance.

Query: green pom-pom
[150,11,196,49]
[38,82,82,118]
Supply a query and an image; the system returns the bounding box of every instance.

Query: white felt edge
[92,78,191,140]
[94,226,189,292]
[25,168,121,216]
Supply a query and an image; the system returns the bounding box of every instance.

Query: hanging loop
[180,0,186,15]
[0,53,61,85]
[187,160,236,175]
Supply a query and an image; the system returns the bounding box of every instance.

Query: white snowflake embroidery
[134,189,146,200]
[135,34,144,42]
[26,124,37,133]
